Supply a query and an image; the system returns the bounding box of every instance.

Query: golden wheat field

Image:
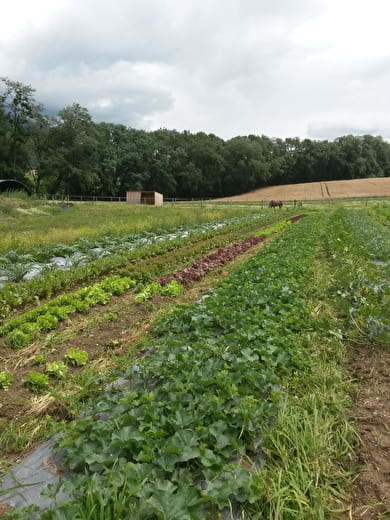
[215,177,390,202]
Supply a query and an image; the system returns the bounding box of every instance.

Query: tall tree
[48,103,99,196]
[0,77,41,179]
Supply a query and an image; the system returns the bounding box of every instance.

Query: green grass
[0,197,268,253]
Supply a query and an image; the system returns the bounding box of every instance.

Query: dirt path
[346,342,390,518]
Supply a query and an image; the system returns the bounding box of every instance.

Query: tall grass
[0,199,266,253]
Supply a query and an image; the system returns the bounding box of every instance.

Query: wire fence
[42,194,390,206]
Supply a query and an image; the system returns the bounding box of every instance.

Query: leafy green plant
[5,329,30,349]
[0,371,13,389]
[134,282,161,303]
[33,353,47,365]
[49,305,74,321]
[24,372,50,393]
[65,348,88,367]
[100,275,136,295]
[46,361,69,379]
[36,313,59,331]
[79,285,110,306]
[20,322,40,338]
[160,280,183,297]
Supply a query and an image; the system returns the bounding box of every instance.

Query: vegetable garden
[0,199,389,518]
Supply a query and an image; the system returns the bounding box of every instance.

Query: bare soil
[345,342,390,519]
[215,177,390,202]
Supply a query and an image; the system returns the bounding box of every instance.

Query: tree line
[1,77,390,199]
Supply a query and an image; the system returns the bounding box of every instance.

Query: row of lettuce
[9,214,323,519]
[0,212,293,322]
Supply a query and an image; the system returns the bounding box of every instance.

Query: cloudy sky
[1,0,390,140]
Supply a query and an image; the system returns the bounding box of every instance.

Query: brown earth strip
[345,342,390,519]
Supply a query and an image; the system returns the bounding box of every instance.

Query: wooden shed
[126,191,163,206]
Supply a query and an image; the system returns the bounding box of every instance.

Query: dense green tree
[1,77,390,198]
[47,103,100,196]
[0,77,42,179]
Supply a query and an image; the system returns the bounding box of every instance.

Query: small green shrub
[65,348,88,367]
[24,372,50,393]
[105,312,118,322]
[160,280,183,297]
[33,353,47,365]
[20,322,40,338]
[46,361,69,379]
[5,329,30,349]
[0,371,13,389]
[36,314,58,331]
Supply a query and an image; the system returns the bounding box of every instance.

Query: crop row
[325,209,389,344]
[1,222,292,349]
[20,214,322,519]
[0,214,267,286]
[341,209,390,261]
[0,212,282,321]
[0,277,186,350]
[158,216,306,287]
[0,348,90,391]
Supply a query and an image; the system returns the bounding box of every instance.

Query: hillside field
[215,176,390,202]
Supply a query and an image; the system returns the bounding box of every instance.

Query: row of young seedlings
[15,214,321,519]
[0,277,183,392]
[0,348,89,392]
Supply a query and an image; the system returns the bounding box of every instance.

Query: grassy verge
[0,198,269,253]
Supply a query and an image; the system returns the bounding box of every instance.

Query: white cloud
[1,0,390,139]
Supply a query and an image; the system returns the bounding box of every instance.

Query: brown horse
[269,200,283,209]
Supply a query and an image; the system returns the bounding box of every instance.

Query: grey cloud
[32,61,175,127]
[3,0,390,138]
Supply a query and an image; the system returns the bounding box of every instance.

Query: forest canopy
[1,77,390,199]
